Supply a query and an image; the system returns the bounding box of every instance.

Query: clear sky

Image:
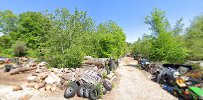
[0,0,203,43]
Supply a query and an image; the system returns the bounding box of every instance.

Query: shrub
[188,62,203,71]
[44,46,84,68]
[12,41,27,57]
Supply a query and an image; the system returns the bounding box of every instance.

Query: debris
[33,77,41,83]
[51,84,57,91]
[45,73,61,85]
[107,73,115,79]
[27,76,37,81]
[84,56,93,60]
[26,83,35,88]
[9,67,37,75]
[12,85,23,91]
[34,82,46,89]
[38,73,48,80]
[18,94,32,100]
[45,84,52,91]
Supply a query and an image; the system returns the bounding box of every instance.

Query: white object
[45,73,61,85]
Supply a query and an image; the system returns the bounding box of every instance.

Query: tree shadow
[123,64,140,68]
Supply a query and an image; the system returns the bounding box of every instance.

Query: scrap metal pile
[136,55,203,99]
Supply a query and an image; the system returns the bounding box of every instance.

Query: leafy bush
[12,41,27,57]
[63,46,85,68]
[27,49,38,58]
[44,46,84,68]
[188,62,203,71]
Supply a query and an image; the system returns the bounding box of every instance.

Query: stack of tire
[64,80,112,100]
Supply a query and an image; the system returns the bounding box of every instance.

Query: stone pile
[25,62,108,92]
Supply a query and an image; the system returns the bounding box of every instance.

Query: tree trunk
[9,67,37,75]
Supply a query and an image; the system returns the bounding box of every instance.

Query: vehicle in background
[140,59,150,70]
[0,57,11,64]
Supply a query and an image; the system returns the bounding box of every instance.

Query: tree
[0,8,127,68]
[96,21,126,59]
[17,11,52,50]
[44,8,94,68]
[185,15,203,60]
[132,34,153,58]
[0,10,18,35]
[144,8,187,63]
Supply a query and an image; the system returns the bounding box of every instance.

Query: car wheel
[103,80,112,91]
[89,86,101,100]
[84,83,91,98]
[102,85,107,95]
[64,82,78,98]
[77,84,86,97]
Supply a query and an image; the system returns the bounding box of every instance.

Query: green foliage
[12,41,27,57]
[133,8,187,63]
[0,35,12,49]
[188,62,203,71]
[96,21,126,59]
[95,83,104,98]
[17,11,52,51]
[185,15,203,60]
[132,34,153,57]
[26,49,39,58]
[0,8,127,68]
[0,10,18,35]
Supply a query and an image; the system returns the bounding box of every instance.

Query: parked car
[0,57,11,64]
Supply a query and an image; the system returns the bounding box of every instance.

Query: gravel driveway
[104,57,177,100]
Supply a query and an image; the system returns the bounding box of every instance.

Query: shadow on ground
[123,64,139,67]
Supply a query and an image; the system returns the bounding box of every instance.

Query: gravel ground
[104,57,177,100]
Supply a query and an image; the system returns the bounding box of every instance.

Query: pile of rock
[25,62,108,92]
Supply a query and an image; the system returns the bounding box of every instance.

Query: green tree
[0,10,18,35]
[132,34,153,58]
[185,15,203,60]
[44,8,94,68]
[17,11,52,50]
[144,8,187,63]
[97,21,126,59]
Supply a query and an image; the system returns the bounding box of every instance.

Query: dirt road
[104,57,177,100]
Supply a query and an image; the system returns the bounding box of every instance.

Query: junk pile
[3,56,118,100]
[137,56,203,99]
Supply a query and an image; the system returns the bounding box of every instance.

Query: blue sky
[0,0,203,43]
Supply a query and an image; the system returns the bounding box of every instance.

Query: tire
[89,86,101,100]
[77,84,86,97]
[4,65,12,72]
[103,80,112,91]
[64,82,78,98]
[102,85,107,95]
[84,83,91,98]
